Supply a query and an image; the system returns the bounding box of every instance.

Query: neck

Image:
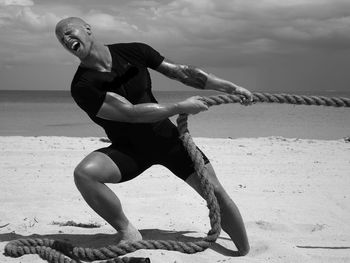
[80,42,112,72]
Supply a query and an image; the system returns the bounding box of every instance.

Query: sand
[0,136,349,263]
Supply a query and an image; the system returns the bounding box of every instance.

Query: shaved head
[55,17,95,60]
[55,17,88,36]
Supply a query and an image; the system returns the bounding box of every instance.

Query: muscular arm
[156,59,241,93]
[96,92,208,123]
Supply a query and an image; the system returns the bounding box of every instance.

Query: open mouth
[71,41,80,52]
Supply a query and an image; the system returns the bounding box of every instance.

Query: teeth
[71,42,79,51]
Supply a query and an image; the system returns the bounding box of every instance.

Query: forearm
[204,73,240,93]
[97,93,180,123]
[157,60,239,93]
[131,97,207,122]
[130,103,181,123]
[181,66,241,93]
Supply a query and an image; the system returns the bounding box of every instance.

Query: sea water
[0,90,349,140]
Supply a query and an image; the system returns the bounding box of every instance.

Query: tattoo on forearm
[159,62,208,89]
[181,65,208,89]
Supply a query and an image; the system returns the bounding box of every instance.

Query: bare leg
[186,163,250,255]
[74,152,142,242]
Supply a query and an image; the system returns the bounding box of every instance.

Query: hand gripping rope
[4,93,350,263]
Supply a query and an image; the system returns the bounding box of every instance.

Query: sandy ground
[0,136,349,263]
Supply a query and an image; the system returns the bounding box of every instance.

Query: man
[55,17,252,256]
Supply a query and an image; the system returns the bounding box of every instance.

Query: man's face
[55,18,92,60]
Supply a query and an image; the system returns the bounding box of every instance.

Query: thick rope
[203,92,350,107]
[4,93,349,263]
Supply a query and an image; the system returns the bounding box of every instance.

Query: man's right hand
[177,96,209,115]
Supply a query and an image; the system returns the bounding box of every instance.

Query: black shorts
[95,119,210,182]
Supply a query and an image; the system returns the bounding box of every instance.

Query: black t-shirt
[71,42,166,143]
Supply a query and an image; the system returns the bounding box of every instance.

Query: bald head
[55,17,88,36]
[55,17,94,60]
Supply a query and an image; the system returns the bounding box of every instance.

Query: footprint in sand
[254,220,289,232]
[295,223,326,233]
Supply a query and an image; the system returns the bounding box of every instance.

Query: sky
[0,0,350,93]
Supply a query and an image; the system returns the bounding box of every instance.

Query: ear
[84,24,92,35]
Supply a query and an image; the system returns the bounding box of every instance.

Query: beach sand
[0,136,349,262]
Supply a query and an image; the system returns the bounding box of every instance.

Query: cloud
[0,0,33,6]
[114,0,350,55]
[1,0,350,67]
[0,3,60,30]
[15,7,59,29]
[84,12,139,34]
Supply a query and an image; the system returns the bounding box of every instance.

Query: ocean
[0,90,349,140]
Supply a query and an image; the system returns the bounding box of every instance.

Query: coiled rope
[4,93,350,263]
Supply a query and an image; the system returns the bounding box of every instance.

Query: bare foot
[116,223,142,244]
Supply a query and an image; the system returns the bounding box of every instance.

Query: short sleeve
[71,78,106,117]
[136,43,164,69]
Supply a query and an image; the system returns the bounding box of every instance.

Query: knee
[238,243,250,256]
[73,152,122,185]
[73,163,96,185]
[74,156,105,183]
